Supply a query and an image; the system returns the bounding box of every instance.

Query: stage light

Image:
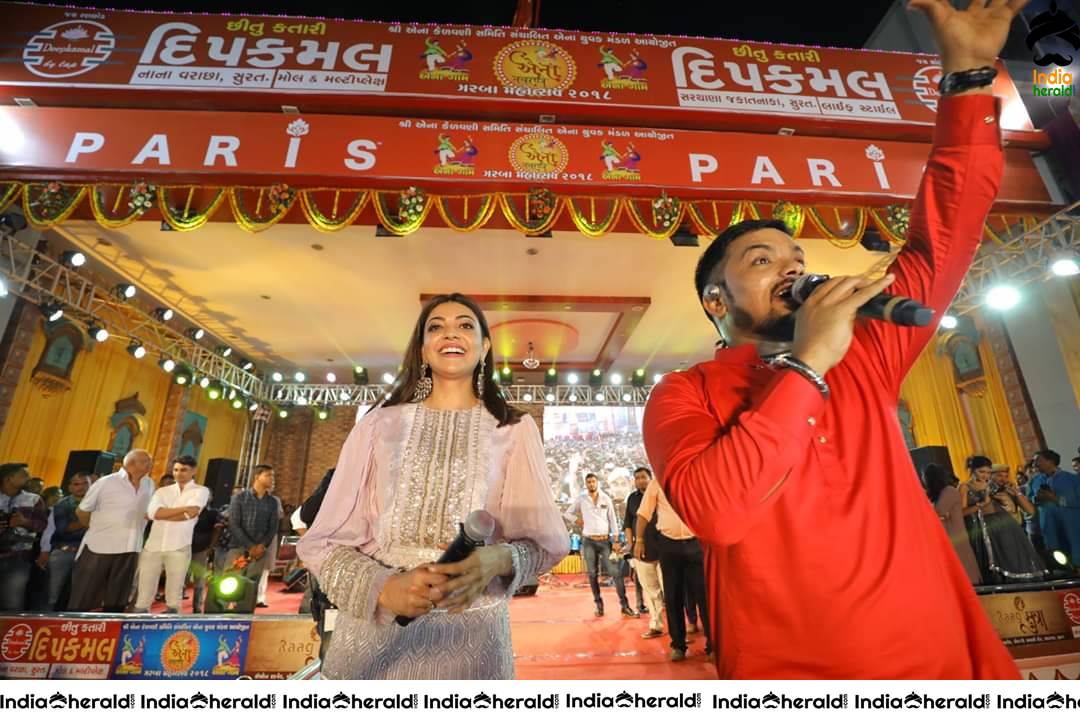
[326,372,336,383]
[278,408,289,419]
[126,340,146,359]
[241,359,255,371]
[317,406,330,421]
[566,372,579,385]
[173,366,192,385]
[296,396,309,406]
[218,346,232,358]
[594,392,604,402]
[609,372,623,385]
[986,284,1020,311]
[632,369,646,388]
[186,328,205,341]
[227,388,237,401]
[206,381,224,401]
[382,372,395,385]
[622,392,632,402]
[1051,257,1080,277]
[113,283,136,300]
[271,371,284,383]
[87,322,108,342]
[231,397,244,410]
[568,392,578,403]
[206,571,256,613]
[939,315,958,330]
[545,392,555,403]
[159,357,176,373]
[60,251,86,268]
[198,376,211,389]
[353,366,368,384]
[544,367,557,387]
[152,307,174,322]
[217,575,240,598]
[0,278,7,297]
[1052,550,1071,568]
[40,302,63,322]
[248,400,259,412]
[653,373,664,384]
[522,393,533,403]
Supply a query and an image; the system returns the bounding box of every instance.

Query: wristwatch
[938,66,997,96]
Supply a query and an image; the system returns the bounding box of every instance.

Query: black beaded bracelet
[766,354,830,400]
[938,66,998,96]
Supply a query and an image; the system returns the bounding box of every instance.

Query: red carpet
[153,573,717,680]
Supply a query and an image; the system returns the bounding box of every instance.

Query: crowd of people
[926,448,1080,586]
[0,452,287,614]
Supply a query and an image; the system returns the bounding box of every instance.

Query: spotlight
[40,302,63,323]
[227,388,237,401]
[206,571,256,613]
[522,393,533,403]
[353,366,368,384]
[653,373,664,385]
[382,372,395,385]
[669,225,700,247]
[198,376,211,389]
[568,392,578,403]
[939,315,958,330]
[241,359,255,371]
[1052,550,1071,568]
[159,357,176,373]
[0,278,6,297]
[218,346,232,358]
[594,392,604,402]
[566,372,579,385]
[499,369,512,386]
[622,392,632,402]
[0,212,28,233]
[632,369,646,388]
[248,400,259,412]
[126,339,146,359]
[271,371,284,383]
[87,322,108,342]
[152,307,174,322]
[206,381,224,401]
[296,396,309,406]
[173,366,192,385]
[544,367,557,387]
[545,392,555,403]
[316,406,330,421]
[278,408,289,419]
[294,371,306,382]
[231,397,243,410]
[501,366,511,376]
[1051,257,1080,277]
[609,372,623,385]
[986,284,1020,311]
[60,250,86,268]
[589,369,602,388]
[325,372,337,383]
[186,328,205,341]
[113,283,136,300]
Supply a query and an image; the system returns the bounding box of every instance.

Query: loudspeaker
[204,458,239,508]
[910,446,954,485]
[62,450,117,490]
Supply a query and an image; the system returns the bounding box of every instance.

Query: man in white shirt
[134,455,210,614]
[69,449,155,612]
[565,473,635,618]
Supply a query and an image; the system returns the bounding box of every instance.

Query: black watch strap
[938,66,998,96]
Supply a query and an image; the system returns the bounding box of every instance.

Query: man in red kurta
[643,0,1028,679]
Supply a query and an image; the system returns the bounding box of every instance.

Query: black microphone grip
[394,521,488,628]
[791,273,934,327]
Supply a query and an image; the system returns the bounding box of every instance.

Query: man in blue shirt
[1029,450,1080,569]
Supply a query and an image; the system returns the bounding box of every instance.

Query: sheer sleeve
[297,409,398,623]
[490,414,570,596]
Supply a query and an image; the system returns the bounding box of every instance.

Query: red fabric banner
[0,107,1050,207]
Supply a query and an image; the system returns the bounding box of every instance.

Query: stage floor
[156,573,717,680]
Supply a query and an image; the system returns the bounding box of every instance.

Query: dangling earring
[476,356,485,399]
[412,362,432,402]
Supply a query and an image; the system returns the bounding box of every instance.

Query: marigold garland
[299,190,370,232]
[434,195,497,232]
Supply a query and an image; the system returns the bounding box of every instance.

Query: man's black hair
[693,219,791,324]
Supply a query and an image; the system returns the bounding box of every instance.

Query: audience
[924,463,981,584]
[0,463,47,610]
[1029,449,1080,569]
[962,455,1045,584]
[224,465,280,612]
[40,472,90,610]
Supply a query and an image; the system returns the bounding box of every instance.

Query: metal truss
[952,202,1080,315]
[0,227,265,398]
[266,383,654,407]
[267,383,391,407]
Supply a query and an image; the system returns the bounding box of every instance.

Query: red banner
[0,617,121,679]
[0,2,1038,145]
[0,107,1050,207]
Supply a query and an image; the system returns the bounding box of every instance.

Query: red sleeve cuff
[753,369,828,438]
[933,94,1001,148]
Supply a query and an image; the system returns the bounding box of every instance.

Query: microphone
[395,509,495,627]
[790,274,934,327]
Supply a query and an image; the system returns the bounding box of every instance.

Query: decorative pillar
[983,314,1044,457]
[0,300,39,437]
[150,381,192,479]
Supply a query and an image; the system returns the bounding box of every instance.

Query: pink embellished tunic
[297,403,569,679]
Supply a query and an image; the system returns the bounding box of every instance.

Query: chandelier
[522,342,541,370]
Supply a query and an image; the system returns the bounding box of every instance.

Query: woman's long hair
[923,463,949,505]
[379,293,523,427]
[966,455,992,475]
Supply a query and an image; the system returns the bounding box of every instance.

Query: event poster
[110,619,250,679]
[0,617,121,679]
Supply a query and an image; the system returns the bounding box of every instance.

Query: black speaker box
[62,450,117,490]
[204,458,239,508]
